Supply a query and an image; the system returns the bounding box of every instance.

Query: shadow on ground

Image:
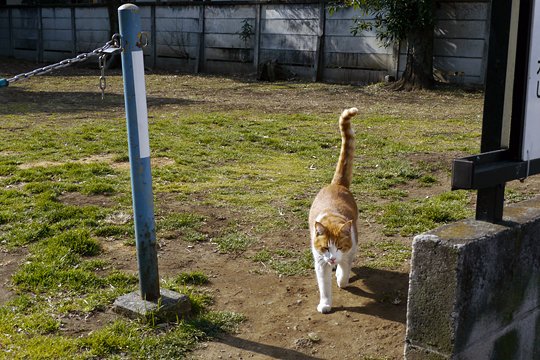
[334,266,409,324]
[0,88,200,115]
[215,334,324,360]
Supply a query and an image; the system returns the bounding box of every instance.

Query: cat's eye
[321,247,328,252]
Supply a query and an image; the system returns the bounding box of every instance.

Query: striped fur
[331,107,358,188]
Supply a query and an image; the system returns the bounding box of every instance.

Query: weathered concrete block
[405,344,448,360]
[405,197,540,359]
[113,288,191,323]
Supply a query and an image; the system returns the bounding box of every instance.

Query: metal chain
[98,54,107,100]
[6,33,122,85]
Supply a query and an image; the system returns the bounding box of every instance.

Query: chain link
[98,54,107,100]
[6,34,122,85]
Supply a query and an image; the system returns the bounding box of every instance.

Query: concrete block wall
[398,0,490,85]
[0,1,491,85]
[405,197,540,359]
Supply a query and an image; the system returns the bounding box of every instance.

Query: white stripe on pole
[132,50,151,159]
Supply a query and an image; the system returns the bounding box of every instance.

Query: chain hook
[97,34,123,100]
[138,32,149,49]
[111,33,121,49]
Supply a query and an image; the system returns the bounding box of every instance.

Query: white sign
[522,0,540,161]
[132,50,151,159]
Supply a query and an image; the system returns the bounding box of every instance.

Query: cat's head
[313,220,353,266]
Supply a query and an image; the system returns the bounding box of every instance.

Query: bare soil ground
[57,189,410,359]
[1,59,517,359]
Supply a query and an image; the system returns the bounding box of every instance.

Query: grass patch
[159,212,205,231]
[253,249,272,263]
[380,190,473,236]
[50,229,101,256]
[174,271,210,286]
[505,187,536,204]
[0,68,486,357]
[81,180,116,195]
[418,174,438,185]
[94,223,134,238]
[215,233,253,254]
[80,320,141,358]
[11,227,134,295]
[1,222,52,247]
[2,270,243,359]
[158,212,207,242]
[181,228,208,242]
[361,241,411,270]
[0,309,244,359]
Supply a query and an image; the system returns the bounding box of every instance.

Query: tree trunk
[391,26,434,91]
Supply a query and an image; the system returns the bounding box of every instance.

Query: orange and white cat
[309,107,359,314]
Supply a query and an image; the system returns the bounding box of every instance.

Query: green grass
[0,306,244,360]
[173,271,210,286]
[0,68,488,357]
[1,271,243,359]
[158,212,207,242]
[215,232,254,254]
[361,241,411,270]
[380,190,474,236]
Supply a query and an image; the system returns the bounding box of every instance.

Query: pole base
[113,289,191,323]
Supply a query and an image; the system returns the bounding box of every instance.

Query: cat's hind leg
[336,261,351,288]
[337,228,358,288]
[336,246,356,288]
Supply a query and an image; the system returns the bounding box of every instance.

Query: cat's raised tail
[331,107,358,189]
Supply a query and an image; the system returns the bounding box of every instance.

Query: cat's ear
[315,222,326,236]
[339,220,353,236]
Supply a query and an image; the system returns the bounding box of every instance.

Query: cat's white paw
[317,303,332,314]
[337,279,349,288]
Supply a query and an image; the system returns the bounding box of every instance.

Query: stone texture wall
[405,197,540,359]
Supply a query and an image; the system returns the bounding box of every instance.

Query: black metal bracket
[452,149,540,191]
[450,0,537,224]
[452,148,540,223]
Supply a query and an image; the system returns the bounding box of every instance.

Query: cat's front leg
[314,261,332,313]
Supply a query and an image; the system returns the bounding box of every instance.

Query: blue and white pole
[119,4,160,302]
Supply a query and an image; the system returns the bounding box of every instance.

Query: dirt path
[0,247,26,304]
[188,259,407,360]
[98,204,409,360]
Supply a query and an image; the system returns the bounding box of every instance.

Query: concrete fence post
[405,198,540,359]
[151,4,157,69]
[314,1,326,82]
[196,4,205,73]
[70,7,77,56]
[8,7,13,58]
[37,7,43,63]
[253,3,261,73]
